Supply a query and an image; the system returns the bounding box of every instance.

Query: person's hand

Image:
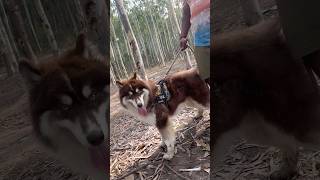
[179,37,188,51]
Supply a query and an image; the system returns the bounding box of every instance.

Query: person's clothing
[194,46,210,80]
[186,0,210,46]
[276,0,320,59]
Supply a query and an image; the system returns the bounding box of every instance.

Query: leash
[154,44,194,106]
[164,43,194,77]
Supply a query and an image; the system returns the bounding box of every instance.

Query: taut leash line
[164,43,194,77]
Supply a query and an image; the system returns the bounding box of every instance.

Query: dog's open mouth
[89,142,108,170]
[138,107,148,116]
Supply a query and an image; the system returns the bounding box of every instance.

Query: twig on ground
[164,163,191,180]
[114,159,160,180]
[148,160,164,180]
[179,167,201,172]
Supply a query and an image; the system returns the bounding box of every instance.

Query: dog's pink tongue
[138,107,148,116]
[89,143,108,170]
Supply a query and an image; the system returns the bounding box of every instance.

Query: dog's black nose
[87,130,104,146]
[137,103,143,108]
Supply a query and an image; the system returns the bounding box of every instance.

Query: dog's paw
[194,109,204,119]
[160,141,165,148]
[270,167,296,180]
[163,152,174,160]
[194,114,203,120]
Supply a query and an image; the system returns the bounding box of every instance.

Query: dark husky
[213,18,320,179]
[19,34,109,179]
[116,69,210,160]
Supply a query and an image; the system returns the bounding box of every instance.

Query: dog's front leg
[270,148,298,180]
[156,112,176,160]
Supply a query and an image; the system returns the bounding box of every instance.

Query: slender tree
[65,1,79,34]
[34,0,59,54]
[110,65,116,84]
[114,0,147,80]
[110,43,122,77]
[22,0,42,52]
[111,22,128,78]
[145,1,165,66]
[0,0,18,58]
[0,15,17,75]
[79,0,108,58]
[6,0,37,63]
[73,0,86,30]
[168,0,192,69]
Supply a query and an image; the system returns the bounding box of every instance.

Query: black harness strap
[154,80,171,105]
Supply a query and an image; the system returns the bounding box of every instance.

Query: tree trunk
[22,0,42,52]
[34,0,59,54]
[130,14,150,68]
[110,43,123,78]
[239,0,263,26]
[73,0,86,30]
[164,21,173,58]
[115,0,147,80]
[0,0,19,58]
[168,0,192,69]
[120,23,135,71]
[111,21,128,78]
[110,65,116,84]
[141,10,160,65]
[6,0,37,63]
[144,1,165,66]
[79,0,108,58]
[65,1,79,34]
[0,14,17,76]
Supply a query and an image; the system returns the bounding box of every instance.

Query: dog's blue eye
[62,104,70,111]
[90,92,97,101]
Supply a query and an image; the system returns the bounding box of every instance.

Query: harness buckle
[155,80,171,105]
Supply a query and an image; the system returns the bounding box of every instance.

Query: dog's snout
[137,102,143,108]
[87,130,104,146]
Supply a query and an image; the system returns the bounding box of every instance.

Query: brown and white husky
[116,69,210,160]
[19,34,109,179]
[213,18,320,179]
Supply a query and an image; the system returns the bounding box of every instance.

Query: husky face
[20,34,109,148]
[116,73,150,117]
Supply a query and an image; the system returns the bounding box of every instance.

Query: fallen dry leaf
[124,174,135,180]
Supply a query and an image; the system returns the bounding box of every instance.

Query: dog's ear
[73,33,103,61]
[130,72,137,80]
[116,80,124,88]
[19,59,42,90]
[74,33,89,58]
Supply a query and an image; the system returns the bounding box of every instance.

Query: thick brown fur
[19,34,109,179]
[20,35,108,147]
[213,18,320,179]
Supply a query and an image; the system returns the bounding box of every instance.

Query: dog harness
[155,80,171,104]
